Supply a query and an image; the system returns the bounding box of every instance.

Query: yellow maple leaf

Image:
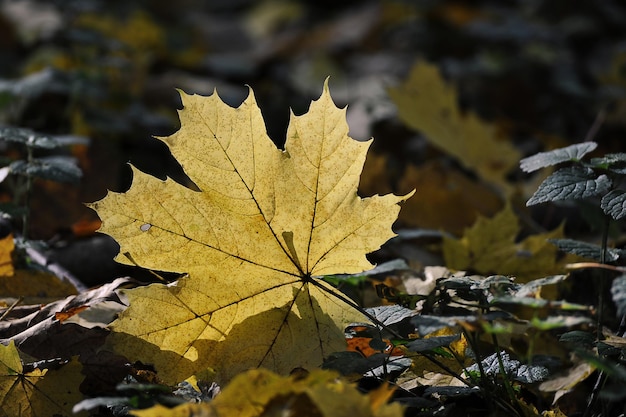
[442,204,572,282]
[90,80,412,384]
[388,61,520,193]
[131,368,403,417]
[0,341,85,417]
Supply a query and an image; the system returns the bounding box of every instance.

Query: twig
[24,244,87,292]
[584,109,606,143]
[566,262,626,273]
[0,296,23,321]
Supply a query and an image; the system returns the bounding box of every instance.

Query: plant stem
[584,215,612,417]
[21,145,34,240]
[312,278,471,386]
[596,214,611,341]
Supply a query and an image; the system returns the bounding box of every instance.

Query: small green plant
[0,126,83,241]
[521,141,626,416]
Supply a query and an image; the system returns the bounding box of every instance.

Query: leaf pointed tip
[323,76,331,90]
[402,188,417,202]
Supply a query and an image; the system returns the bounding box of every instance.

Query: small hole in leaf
[140,224,152,232]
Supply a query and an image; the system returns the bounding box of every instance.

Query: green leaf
[406,335,460,353]
[322,351,411,377]
[549,238,622,262]
[611,275,626,318]
[526,166,611,206]
[601,189,626,220]
[590,153,626,173]
[530,315,592,330]
[514,274,569,297]
[559,330,596,349]
[520,142,597,172]
[411,312,511,336]
[465,351,549,383]
[365,305,415,326]
[10,157,82,183]
[0,127,60,149]
[492,296,591,311]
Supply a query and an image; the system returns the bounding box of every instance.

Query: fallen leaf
[0,341,85,417]
[397,161,502,234]
[131,368,404,417]
[90,81,412,384]
[0,234,14,276]
[442,204,575,282]
[388,61,520,193]
[54,305,88,322]
[345,325,404,358]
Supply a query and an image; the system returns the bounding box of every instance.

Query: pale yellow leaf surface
[442,205,576,282]
[388,61,520,193]
[131,368,403,417]
[90,80,412,384]
[0,341,85,417]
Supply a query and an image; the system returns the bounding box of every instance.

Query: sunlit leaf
[130,369,404,417]
[443,205,572,281]
[520,142,597,173]
[91,81,412,384]
[601,189,626,220]
[0,341,85,417]
[465,351,549,383]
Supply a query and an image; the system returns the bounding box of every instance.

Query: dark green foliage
[523,142,626,415]
[601,189,626,220]
[406,335,460,353]
[527,166,611,206]
[549,238,623,262]
[10,157,82,184]
[0,126,84,241]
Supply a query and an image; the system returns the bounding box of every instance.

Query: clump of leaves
[521,141,626,414]
[89,80,413,385]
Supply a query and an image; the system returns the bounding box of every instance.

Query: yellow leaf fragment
[91,80,412,384]
[388,61,520,193]
[131,369,404,417]
[0,234,14,276]
[442,205,574,282]
[0,341,85,417]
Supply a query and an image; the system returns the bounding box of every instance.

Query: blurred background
[1,0,626,284]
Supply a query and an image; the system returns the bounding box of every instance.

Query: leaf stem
[312,277,471,386]
[21,145,33,240]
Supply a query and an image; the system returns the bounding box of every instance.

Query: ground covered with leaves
[1,1,626,416]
